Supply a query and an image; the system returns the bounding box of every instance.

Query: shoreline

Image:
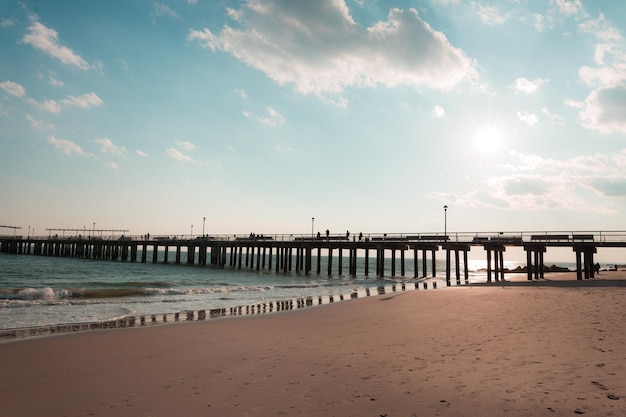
[2,270,625,341]
[0,279,430,342]
[1,271,626,416]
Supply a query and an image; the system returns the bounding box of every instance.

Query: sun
[473,126,505,155]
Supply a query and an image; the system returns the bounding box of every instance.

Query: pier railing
[4,230,626,245]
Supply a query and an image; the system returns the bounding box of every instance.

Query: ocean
[0,250,568,331]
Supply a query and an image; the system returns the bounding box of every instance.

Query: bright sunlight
[473,126,505,155]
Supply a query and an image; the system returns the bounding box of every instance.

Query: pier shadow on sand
[468,276,626,288]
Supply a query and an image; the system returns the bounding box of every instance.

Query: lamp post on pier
[191,224,193,239]
[443,205,448,240]
[311,217,315,238]
[202,217,206,237]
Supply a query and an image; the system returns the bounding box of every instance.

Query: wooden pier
[1,231,625,284]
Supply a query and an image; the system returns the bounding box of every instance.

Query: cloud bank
[189,0,477,105]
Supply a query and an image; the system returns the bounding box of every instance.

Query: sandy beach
[1,271,625,417]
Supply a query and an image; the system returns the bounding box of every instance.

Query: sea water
[0,251,563,330]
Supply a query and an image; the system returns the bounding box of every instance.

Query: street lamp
[311,217,315,238]
[443,205,448,240]
[202,217,206,236]
[191,224,194,238]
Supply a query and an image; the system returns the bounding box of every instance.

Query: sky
[2,0,626,239]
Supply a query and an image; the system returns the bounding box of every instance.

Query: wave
[0,285,274,302]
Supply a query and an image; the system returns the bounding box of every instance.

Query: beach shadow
[469,278,626,288]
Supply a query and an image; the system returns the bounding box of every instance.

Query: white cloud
[95,138,127,155]
[26,92,102,113]
[21,21,89,69]
[176,140,197,151]
[511,77,548,94]
[573,9,626,135]
[189,1,476,104]
[532,13,553,32]
[579,85,626,134]
[431,105,446,117]
[0,80,26,97]
[244,107,285,126]
[235,88,248,99]
[579,14,621,43]
[48,75,64,87]
[26,114,53,129]
[434,148,626,213]
[27,97,62,114]
[472,2,507,26]
[1,18,16,27]
[106,161,119,170]
[258,107,285,126]
[61,92,103,108]
[48,135,93,156]
[151,3,181,23]
[552,0,585,17]
[564,98,584,108]
[136,150,148,157]
[541,107,565,125]
[516,111,539,126]
[166,148,193,161]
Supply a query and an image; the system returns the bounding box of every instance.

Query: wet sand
[1,271,625,416]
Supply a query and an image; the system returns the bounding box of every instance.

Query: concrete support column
[445,248,451,286]
[317,247,321,274]
[338,248,343,275]
[327,248,333,276]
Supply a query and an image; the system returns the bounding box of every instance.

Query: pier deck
[2,231,626,284]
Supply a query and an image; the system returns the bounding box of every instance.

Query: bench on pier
[472,237,489,243]
[370,237,408,242]
[492,236,523,244]
[530,234,569,242]
[235,236,274,241]
[418,235,449,242]
[572,234,594,241]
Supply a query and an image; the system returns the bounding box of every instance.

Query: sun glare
[473,126,504,155]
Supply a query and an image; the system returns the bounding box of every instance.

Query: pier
[2,231,625,284]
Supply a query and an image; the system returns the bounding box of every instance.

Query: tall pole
[443,205,448,240]
[93,222,95,237]
[191,224,194,238]
[312,217,315,238]
[202,217,206,236]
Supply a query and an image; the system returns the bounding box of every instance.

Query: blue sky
[1,0,626,238]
